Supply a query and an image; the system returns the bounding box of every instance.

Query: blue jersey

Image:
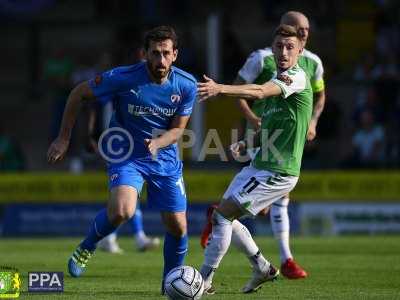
[88,62,197,174]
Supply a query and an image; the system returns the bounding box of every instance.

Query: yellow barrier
[0,171,399,203]
[293,171,400,201]
[0,173,108,203]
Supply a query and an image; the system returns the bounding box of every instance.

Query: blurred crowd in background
[1,0,400,172]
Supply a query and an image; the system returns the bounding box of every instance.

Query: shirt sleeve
[271,69,306,99]
[311,55,325,93]
[238,51,264,83]
[88,68,121,105]
[176,80,197,116]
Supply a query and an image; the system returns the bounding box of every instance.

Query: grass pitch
[1,236,399,299]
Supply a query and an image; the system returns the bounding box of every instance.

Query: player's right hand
[47,137,69,163]
[306,119,317,141]
[229,141,247,158]
[144,138,159,158]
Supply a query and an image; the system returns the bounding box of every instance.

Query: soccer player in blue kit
[47,26,197,288]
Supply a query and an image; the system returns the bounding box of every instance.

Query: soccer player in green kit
[236,10,325,279]
[238,11,324,141]
[197,24,313,294]
[200,11,324,280]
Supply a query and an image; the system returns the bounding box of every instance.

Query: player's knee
[258,206,270,216]
[280,195,290,206]
[166,217,187,237]
[212,210,233,226]
[216,198,243,220]
[109,214,126,226]
[168,223,187,238]
[109,209,133,226]
[162,212,187,237]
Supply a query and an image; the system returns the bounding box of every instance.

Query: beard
[147,61,170,80]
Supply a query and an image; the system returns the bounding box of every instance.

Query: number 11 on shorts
[176,177,186,196]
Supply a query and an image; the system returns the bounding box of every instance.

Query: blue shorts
[107,161,187,212]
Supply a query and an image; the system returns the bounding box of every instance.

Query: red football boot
[200,204,218,249]
[281,258,308,279]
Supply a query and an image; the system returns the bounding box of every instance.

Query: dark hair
[144,26,178,50]
[273,24,301,40]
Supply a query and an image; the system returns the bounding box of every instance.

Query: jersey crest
[277,74,293,86]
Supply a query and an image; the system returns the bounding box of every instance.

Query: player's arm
[47,81,95,163]
[198,75,281,102]
[145,78,196,156]
[235,50,264,130]
[235,75,261,131]
[307,89,326,141]
[86,104,99,153]
[144,115,190,156]
[307,57,326,141]
[312,90,325,122]
[48,68,121,162]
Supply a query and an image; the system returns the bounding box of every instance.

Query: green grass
[1,236,399,299]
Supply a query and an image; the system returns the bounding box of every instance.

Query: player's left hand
[197,75,221,102]
[144,138,160,157]
[307,120,317,141]
[230,141,247,158]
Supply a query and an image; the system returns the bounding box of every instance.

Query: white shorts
[223,165,298,216]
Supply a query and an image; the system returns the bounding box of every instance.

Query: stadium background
[0,1,399,299]
[1,0,399,235]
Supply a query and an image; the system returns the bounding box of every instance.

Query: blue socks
[163,232,188,278]
[81,208,117,252]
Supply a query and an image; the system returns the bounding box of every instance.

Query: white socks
[270,196,293,263]
[231,196,293,264]
[231,220,258,256]
[231,219,270,272]
[107,232,118,243]
[200,211,233,285]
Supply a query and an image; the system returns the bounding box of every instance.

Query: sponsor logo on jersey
[128,104,176,117]
[277,74,293,86]
[263,107,283,117]
[171,94,181,103]
[130,89,141,97]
